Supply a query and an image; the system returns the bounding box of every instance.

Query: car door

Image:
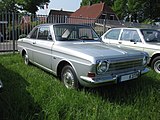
[118,29,144,51]
[32,26,53,70]
[23,27,39,62]
[102,28,121,44]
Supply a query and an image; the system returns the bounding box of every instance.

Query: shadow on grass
[85,72,160,105]
[0,64,44,120]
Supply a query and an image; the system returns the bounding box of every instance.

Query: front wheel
[61,65,80,89]
[151,56,160,73]
[24,53,30,65]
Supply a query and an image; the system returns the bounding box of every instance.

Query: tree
[81,0,114,6]
[0,0,18,12]
[81,0,160,22]
[112,0,126,19]
[127,0,143,22]
[0,0,50,14]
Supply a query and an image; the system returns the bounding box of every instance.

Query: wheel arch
[57,60,77,80]
[21,48,28,57]
[149,53,160,66]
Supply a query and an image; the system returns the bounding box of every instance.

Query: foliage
[0,0,50,14]
[81,0,160,22]
[0,54,160,119]
[142,19,153,24]
[112,0,126,19]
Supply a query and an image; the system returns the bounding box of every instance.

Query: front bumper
[80,68,150,87]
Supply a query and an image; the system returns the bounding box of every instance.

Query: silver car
[101,28,160,73]
[18,24,149,89]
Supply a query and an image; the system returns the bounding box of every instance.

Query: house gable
[70,2,118,20]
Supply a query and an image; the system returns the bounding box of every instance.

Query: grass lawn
[0,54,160,120]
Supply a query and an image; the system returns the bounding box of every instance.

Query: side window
[105,29,120,40]
[30,28,38,39]
[121,29,141,42]
[37,27,51,40]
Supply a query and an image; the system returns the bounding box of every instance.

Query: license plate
[120,72,139,82]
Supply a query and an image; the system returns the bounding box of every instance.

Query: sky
[36,0,82,15]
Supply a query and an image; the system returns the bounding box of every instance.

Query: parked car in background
[101,28,160,73]
[18,24,149,89]
[0,32,4,42]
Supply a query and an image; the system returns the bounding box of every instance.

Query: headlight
[97,60,110,74]
[142,56,148,65]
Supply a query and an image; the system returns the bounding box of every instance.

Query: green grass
[0,54,160,120]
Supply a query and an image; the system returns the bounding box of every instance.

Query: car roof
[37,23,90,27]
[110,27,158,31]
[110,27,139,30]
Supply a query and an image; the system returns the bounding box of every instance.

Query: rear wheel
[151,56,160,73]
[61,65,80,89]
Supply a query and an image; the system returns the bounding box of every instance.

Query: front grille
[107,56,143,73]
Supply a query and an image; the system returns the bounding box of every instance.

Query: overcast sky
[36,0,82,15]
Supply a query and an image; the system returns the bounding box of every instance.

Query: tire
[61,65,80,89]
[24,53,30,65]
[151,56,160,73]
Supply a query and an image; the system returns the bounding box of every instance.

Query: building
[47,9,73,23]
[68,2,121,33]
[69,2,119,24]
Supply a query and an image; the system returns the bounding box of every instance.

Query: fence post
[103,18,106,33]
[12,12,15,54]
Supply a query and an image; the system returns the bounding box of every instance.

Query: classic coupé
[18,24,149,89]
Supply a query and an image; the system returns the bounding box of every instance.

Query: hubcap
[63,70,74,89]
[154,60,160,73]
[24,54,29,65]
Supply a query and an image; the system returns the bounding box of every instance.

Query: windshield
[141,29,160,42]
[53,24,100,41]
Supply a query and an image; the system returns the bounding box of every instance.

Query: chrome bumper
[80,68,150,87]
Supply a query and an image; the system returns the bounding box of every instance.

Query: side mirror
[19,34,27,39]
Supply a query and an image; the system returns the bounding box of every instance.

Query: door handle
[33,41,36,44]
[119,41,122,44]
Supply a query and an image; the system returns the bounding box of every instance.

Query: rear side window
[120,29,141,42]
[105,29,121,40]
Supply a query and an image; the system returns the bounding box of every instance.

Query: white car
[101,28,160,73]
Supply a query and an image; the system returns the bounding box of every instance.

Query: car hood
[54,41,144,60]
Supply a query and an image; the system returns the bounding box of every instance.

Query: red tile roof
[70,2,114,19]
